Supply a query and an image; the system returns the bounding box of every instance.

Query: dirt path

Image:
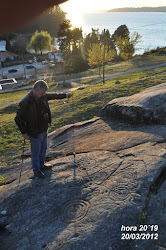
[104,62,166,80]
[64,62,166,83]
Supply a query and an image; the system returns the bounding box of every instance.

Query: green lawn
[0,90,29,105]
[0,62,166,166]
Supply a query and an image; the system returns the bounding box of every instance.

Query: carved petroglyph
[60,199,90,223]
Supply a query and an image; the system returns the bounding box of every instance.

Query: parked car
[42,60,49,65]
[0,78,17,90]
[49,64,55,69]
[25,65,35,69]
[8,69,18,73]
[50,60,55,64]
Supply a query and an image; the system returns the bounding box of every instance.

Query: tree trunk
[98,64,101,78]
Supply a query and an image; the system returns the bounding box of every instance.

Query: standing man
[15,80,72,178]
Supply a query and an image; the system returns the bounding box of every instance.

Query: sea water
[74,12,166,55]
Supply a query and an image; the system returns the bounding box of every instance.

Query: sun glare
[61,0,119,27]
[66,11,84,28]
[61,0,121,14]
[61,0,90,28]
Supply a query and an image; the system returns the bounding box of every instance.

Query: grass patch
[77,77,100,85]
[0,176,7,185]
[0,90,29,105]
[0,64,166,165]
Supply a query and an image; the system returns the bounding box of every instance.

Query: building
[0,40,6,51]
[0,51,18,62]
[48,51,63,62]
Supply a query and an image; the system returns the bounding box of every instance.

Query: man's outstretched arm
[46,92,72,100]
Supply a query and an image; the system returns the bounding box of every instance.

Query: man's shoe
[34,170,45,178]
[40,164,52,171]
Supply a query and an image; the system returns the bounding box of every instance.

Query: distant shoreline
[108,6,166,12]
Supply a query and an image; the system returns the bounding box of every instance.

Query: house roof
[0,51,17,59]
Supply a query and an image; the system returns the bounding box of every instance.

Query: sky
[60,0,166,27]
[61,0,166,13]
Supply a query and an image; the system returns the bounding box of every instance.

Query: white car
[0,78,17,90]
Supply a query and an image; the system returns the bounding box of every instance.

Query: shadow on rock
[0,162,86,250]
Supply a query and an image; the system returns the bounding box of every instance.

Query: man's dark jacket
[15,90,66,138]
